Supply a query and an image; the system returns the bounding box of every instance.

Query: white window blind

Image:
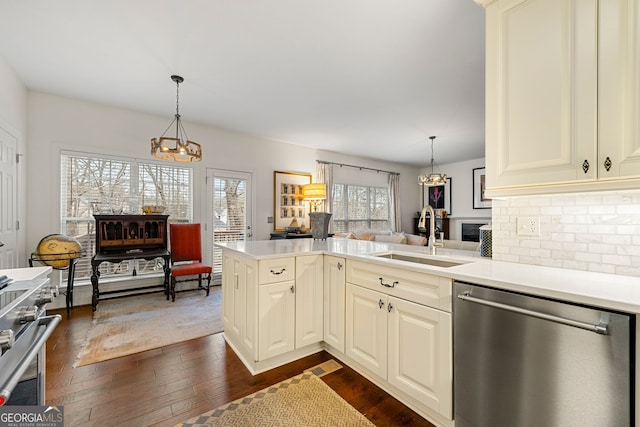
[331,184,389,232]
[212,176,247,280]
[60,152,193,282]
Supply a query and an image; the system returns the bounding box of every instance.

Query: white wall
[418,157,491,239]
[0,56,28,263]
[25,91,422,265]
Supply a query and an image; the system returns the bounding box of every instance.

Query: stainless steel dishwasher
[453,281,634,427]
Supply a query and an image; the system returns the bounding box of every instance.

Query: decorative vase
[309,212,332,240]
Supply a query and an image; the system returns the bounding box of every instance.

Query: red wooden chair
[168,223,211,302]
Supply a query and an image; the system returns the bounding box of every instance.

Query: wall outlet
[267,216,273,224]
[517,216,540,236]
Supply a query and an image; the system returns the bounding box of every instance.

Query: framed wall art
[422,178,452,216]
[273,170,312,231]
[473,167,491,209]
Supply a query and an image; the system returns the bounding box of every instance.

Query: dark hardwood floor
[45,286,435,427]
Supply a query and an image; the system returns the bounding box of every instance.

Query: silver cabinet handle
[378,299,384,309]
[270,268,286,275]
[387,303,393,313]
[457,292,609,335]
[379,277,398,288]
[337,262,343,270]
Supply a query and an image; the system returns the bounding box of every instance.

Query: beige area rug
[176,360,374,427]
[74,286,222,367]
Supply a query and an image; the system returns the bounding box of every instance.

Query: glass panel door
[207,169,252,284]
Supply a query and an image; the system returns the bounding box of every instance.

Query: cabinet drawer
[259,257,295,284]
[346,260,451,312]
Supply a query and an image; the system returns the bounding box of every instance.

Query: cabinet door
[598,0,640,179]
[388,297,452,420]
[223,251,258,358]
[485,0,597,190]
[324,256,346,353]
[221,252,236,341]
[295,255,324,348]
[346,283,387,378]
[258,280,295,360]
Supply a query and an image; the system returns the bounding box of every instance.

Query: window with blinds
[60,152,193,282]
[331,184,390,232]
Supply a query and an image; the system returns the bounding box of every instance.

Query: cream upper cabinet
[598,0,640,179]
[484,0,598,194]
[482,0,640,196]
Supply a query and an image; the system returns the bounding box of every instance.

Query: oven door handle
[0,314,62,405]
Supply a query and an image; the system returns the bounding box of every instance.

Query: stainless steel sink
[373,252,468,268]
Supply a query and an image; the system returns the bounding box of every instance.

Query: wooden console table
[91,214,170,311]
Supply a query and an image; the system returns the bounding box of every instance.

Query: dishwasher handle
[457,292,609,335]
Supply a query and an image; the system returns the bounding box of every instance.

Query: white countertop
[217,238,640,313]
[0,266,52,283]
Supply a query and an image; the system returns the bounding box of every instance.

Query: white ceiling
[0,0,485,167]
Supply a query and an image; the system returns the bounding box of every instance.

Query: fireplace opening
[461,223,486,242]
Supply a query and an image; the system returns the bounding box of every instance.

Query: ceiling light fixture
[418,136,447,186]
[150,75,202,162]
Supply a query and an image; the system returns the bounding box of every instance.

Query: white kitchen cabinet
[345,260,453,421]
[345,283,452,420]
[323,255,345,352]
[481,0,640,196]
[295,255,324,348]
[387,296,452,418]
[346,283,387,377]
[258,279,295,360]
[257,255,323,361]
[483,0,598,192]
[598,0,640,179]
[222,250,258,358]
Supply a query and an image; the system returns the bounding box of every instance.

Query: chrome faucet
[419,205,441,255]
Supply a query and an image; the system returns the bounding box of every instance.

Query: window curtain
[388,173,401,232]
[316,162,334,231]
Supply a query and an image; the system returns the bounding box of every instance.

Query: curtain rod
[317,160,400,176]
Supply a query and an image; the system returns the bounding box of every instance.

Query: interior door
[207,169,253,284]
[0,126,18,268]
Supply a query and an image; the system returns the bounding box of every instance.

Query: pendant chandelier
[150,75,202,162]
[418,136,447,186]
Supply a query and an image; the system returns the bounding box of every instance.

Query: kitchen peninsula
[218,238,640,427]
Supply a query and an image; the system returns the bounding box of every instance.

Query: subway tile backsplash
[491,190,640,277]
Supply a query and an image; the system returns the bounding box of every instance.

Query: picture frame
[273,171,312,231]
[473,167,491,209]
[422,178,452,216]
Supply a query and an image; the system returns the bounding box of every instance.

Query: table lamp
[302,183,332,240]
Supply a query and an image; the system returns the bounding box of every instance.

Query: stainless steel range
[0,267,61,406]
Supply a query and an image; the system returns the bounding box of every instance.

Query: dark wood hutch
[91,214,170,311]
